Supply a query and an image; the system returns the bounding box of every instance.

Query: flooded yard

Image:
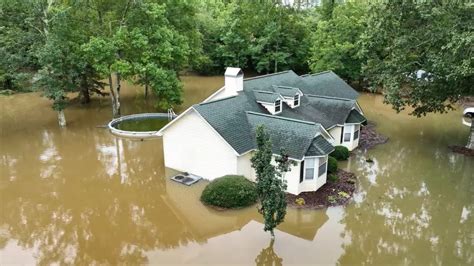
[1,76,473,265]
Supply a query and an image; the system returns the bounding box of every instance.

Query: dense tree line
[1,0,472,126]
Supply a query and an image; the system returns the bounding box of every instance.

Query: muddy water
[1,76,473,265]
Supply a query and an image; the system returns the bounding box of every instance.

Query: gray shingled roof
[192,69,365,159]
[246,112,323,159]
[272,86,300,97]
[346,109,367,124]
[305,135,335,156]
[300,71,359,100]
[254,90,281,103]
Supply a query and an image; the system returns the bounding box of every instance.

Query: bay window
[318,157,327,177]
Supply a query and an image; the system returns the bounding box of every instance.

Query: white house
[158,67,366,195]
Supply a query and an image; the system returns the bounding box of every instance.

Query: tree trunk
[115,72,121,116]
[80,86,90,104]
[467,117,474,150]
[58,110,66,127]
[145,82,148,98]
[108,74,121,118]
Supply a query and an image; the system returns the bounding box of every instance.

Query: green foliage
[328,174,339,183]
[360,1,474,116]
[195,0,312,74]
[330,146,350,161]
[251,125,291,238]
[309,2,367,82]
[200,175,257,209]
[338,191,350,199]
[0,0,43,92]
[328,156,338,174]
[327,195,337,204]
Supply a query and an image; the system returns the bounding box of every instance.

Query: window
[275,100,281,113]
[318,157,327,177]
[294,94,300,107]
[344,133,351,142]
[304,158,315,180]
[354,129,359,140]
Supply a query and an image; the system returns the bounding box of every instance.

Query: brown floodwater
[1,75,473,265]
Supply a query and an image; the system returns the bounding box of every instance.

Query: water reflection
[1,83,473,264]
[255,239,282,266]
[337,97,474,265]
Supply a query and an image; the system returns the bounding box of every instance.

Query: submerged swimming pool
[108,113,174,138]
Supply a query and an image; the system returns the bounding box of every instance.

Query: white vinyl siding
[162,110,238,180]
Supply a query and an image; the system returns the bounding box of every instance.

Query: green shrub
[328,174,339,182]
[328,156,338,173]
[200,175,257,209]
[330,146,350,161]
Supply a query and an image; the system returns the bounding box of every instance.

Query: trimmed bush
[328,174,339,182]
[328,156,338,174]
[200,175,257,209]
[330,146,350,161]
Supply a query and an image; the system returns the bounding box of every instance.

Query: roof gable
[246,112,321,159]
[272,85,301,97]
[253,90,282,103]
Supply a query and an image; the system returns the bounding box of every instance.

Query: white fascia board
[355,101,364,115]
[203,86,225,103]
[156,106,195,135]
[318,125,335,142]
[238,148,303,162]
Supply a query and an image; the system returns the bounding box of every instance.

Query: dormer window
[294,94,300,107]
[275,100,282,113]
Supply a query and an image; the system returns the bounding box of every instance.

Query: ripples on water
[0,76,473,265]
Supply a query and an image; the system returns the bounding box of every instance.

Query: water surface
[1,75,472,265]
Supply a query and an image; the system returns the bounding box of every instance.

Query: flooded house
[158,68,366,195]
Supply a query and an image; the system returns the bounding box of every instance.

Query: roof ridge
[303,70,333,77]
[198,95,237,105]
[272,85,299,90]
[253,90,277,94]
[244,70,291,81]
[246,111,318,126]
[305,94,355,101]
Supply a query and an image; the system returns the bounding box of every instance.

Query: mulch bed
[448,145,474,156]
[286,169,357,209]
[358,121,389,151]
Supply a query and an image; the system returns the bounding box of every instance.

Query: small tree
[251,125,294,238]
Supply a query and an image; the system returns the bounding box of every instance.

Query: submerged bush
[200,175,257,209]
[295,197,305,206]
[330,146,350,160]
[328,174,339,182]
[328,156,338,173]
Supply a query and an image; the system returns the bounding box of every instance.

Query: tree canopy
[1,0,472,123]
[360,1,474,116]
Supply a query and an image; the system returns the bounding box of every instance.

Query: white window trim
[274,99,282,114]
[293,94,300,107]
[318,156,327,177]
[302,156,326,181]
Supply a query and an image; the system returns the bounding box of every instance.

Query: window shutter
[340,127,344,143]
[300,160,304,183]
